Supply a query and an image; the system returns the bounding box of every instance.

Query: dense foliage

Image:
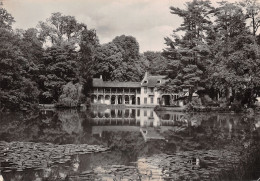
[0,8,152,111]
[0,0,260,111]
[162,0,260,106]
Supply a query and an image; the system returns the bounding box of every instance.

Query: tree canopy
[163,0,260,106]
[1,0,260,111]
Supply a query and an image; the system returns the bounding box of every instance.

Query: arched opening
[90,111,97,118]
[131,109,136,118]
[118,109,123,118]
[118,95,123,104]
[98,95,104,104]
[131,96,136,105]
[111,95,116,105]
[105,112,110,118]
[105,95,110,105]
[162,95,171,106]
[111,109,116,118]
[125,95,129,104]
[125,109,129,118]
[137,97,140,105]
[91,95,97,103]
[98,112,104,118]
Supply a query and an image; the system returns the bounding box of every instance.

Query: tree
[94,42,124,81]
[163,0,214,102]
[206,2,260,106]
[58,82,83,107]
[0,28,39,111]
[0,7,15,30]
[38,12,86,45]
[205,2,247,100]
[21,28,44,64]
[111,35,146,81]
[79,28,99,97]
[90,35,148,82]
[143,51,168,75]
[37,43,79,103]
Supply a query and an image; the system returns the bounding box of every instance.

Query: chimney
[100,75,103,80]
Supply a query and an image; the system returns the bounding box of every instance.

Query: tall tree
[38,12,86,45]
[163,0,214,102]
[207,2,260,106]
[38,43,79,103]
[112,35,145,81]
[0,26,39,110]
[143,51,169,75]
[79,28,99,96]
[94,42,124,81]
[0,7,15,30]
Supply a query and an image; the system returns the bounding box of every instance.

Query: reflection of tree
[0,110,87,144]
[58,110,83,135]
[1,110,260,181]
[162,113,258,152]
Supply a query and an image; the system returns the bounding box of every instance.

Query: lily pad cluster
[0,141,109,172]
[69,165,140,181]
[64,147,244,181]
[134,146,246,181]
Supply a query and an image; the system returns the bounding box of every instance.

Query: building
[90,72,182,107]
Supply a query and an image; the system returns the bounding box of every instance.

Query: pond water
[0,107,260,181]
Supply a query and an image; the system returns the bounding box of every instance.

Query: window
[157,80,161,83]
[144,110,147,116]
[144,98,147,104]
[150,111,153,118]
[157,98,160,104]
[144,80,148,84]
[150,97,154,104]
[150,88,154,92]
[144,87,147,93]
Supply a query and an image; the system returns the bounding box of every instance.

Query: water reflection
[0,108,259,180]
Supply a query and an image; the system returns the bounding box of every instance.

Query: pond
[0,107,260,181]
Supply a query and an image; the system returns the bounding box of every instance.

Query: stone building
[90,73,182,107]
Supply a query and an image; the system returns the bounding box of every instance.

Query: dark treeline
[0,0,260,111]
[162,0,260,108]
[0,8,160,111]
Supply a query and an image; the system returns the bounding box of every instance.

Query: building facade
[90,73,183,107]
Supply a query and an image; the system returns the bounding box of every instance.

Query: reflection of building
[91,108,185,128]
[91,108,186,142]
[90,72,182,106]
[91,108,161,127]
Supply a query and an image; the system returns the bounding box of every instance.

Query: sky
[2,0,236,52]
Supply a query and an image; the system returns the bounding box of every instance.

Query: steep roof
[93,78,140,88]
[141,75,167,87]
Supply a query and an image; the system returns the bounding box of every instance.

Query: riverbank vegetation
[0,0,260,111]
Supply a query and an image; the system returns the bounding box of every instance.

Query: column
[115,96,118,104]
[122,109,125,118]
[129,96,132,105]
[129,109,132,118]
[115,109,118,117]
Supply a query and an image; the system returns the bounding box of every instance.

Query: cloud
[3,0,237,52]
